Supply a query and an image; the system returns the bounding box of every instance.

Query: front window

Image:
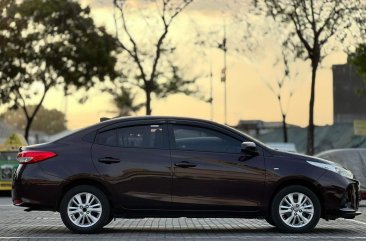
[172,125,242,153]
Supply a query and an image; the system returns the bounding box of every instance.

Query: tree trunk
[282,114,288,143]
[24,117,34,143]
[307,60,318,155]
[145,88,152,115]
[22,86,49,143]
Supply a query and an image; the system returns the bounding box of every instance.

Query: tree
[1,105,67,135]
[0,0,118,141]
[0,0,18,106]
[350,44,366,96]
[258,0,366,154]
[113,0,196,115]
[265,49,300,143]
[107,88,144,116]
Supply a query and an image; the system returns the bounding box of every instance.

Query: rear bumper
[12,164,64,211]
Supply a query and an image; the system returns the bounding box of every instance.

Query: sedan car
[12,116,360,233]
[316,148,366,199]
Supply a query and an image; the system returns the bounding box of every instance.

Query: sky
[28,0,348,130]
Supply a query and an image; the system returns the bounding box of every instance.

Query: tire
[265,216,276,226]
[60,185,111,234]
[104,213,114,227]
[270,185,321,233]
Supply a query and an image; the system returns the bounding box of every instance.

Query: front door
[169,122,266,211]
[92,121,172,210]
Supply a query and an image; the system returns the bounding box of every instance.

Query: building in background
[333,63,366,123]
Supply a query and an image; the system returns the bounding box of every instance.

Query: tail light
[17,150,57,164]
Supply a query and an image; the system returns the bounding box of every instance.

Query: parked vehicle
[316,148,366,200]
[12,116,360,233]
[0,151,18,191]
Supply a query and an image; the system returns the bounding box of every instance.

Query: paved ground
[1,193,366,240]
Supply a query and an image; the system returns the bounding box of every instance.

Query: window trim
[95,123,169,150]
[168,123,245,154]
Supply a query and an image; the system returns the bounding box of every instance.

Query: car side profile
[12,116,360,233]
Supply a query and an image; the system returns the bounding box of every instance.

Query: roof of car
[98,116,223,126]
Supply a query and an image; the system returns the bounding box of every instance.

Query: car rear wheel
[271,185,321,233]
[60,185,110,234]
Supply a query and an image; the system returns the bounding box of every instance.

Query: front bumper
[339,207,361,219]
[318,171,361,220]
[337,182,361,219]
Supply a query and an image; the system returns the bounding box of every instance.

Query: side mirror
[241,142,258,155]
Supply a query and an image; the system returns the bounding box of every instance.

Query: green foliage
[0,0,118,98]
[107,88,144,117]
[1,105,67,135]
[0,0,119,140]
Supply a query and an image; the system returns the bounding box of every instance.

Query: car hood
[270,149,344,167]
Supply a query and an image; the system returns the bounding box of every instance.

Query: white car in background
[316,148,366,200]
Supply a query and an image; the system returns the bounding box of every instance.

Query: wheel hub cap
[67,192,102,227]
[279,192,314,228]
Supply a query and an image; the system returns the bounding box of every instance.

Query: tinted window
[97,129,117,146]
[97,125,165,149]
[172,125,241,153]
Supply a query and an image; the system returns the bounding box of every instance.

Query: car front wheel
[271,185,321,233]
[60,185,111,234]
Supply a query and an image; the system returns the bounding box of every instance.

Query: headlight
[307,161,354,179]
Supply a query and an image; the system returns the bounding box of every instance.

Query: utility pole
[218,22,228,125]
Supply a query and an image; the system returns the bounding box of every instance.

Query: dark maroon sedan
[12,116,360,233]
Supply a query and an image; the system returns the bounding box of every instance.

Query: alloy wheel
[278,192,314,228]
[67,192,102,228]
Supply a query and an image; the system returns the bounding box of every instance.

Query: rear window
[96,125,165,149]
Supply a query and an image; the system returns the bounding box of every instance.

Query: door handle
[98,157,121,164]
[174,161,196,168]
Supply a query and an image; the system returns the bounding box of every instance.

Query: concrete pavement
[1,195,366,240]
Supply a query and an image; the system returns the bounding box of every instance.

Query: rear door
[91,120,172,210]
[169,121,266,212]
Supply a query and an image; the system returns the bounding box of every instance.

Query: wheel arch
[268,177,324,217]
[57,178,113,211]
